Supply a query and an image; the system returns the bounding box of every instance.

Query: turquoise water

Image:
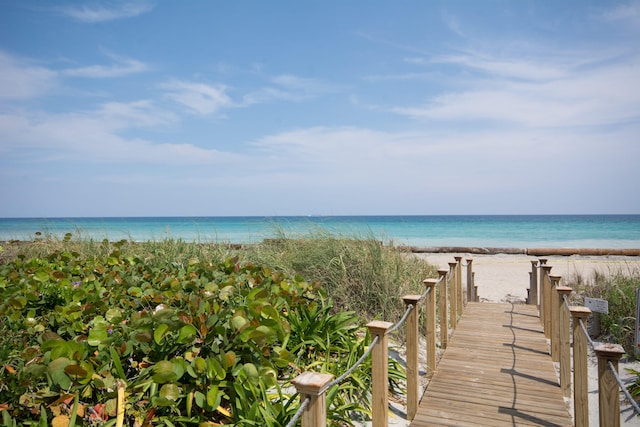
[0,215,639,248]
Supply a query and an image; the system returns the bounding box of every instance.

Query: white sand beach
[416,252,640,304]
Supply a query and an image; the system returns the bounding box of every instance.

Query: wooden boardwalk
[411,302,573,427]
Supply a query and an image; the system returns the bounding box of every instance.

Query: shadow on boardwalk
[411,303,572,427]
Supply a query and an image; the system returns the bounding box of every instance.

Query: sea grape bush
[0,246,384,426]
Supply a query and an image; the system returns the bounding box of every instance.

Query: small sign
[585,297,609,314]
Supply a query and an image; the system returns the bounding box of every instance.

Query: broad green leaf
[231,315,248,332]
[177,324,197,344]
[206,385,221,409]
[105,308,122,323]
[34,269,50,283]
[159,383,180,401]
[154,323,169,344]
[88,324,108,346]
[241,363,259,385]
[152,360,178,384]
[48,357,71,389]
[207,357,225,381]
[193,357,206,373]
[127,286,142,297]
[194,391,205,408]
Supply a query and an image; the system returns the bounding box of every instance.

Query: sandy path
[417,253,640,303]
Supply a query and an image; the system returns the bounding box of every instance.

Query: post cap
[556,286,573,295]
[366,320,393,335]
[423,279,437,287]
[594,343,625,359]
[292,371,334,395]
[437,269,448,276]
[403,294,422,304]
[570,306,592,318]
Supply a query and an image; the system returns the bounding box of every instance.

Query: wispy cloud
[161,80,233,116]
[60,1,155,23]
[602,0,640,24]
[62,52,149,78]
[0,99,245,166]
[243,74,342,105]
[389,47,640,128]
[0,50,57,99]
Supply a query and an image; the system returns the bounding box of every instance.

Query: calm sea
[0,215,639,249]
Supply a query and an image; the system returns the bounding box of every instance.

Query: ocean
[1,215,639,249]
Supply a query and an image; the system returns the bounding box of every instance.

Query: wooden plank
[411,302,572,427]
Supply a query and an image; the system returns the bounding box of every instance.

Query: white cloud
[390,49,640,128]
[162,80,233,115]
[61,1,155,23]
[62,52,149,78]
[0,100,245,166]
[602,0,640,24]
[431,52,570,81]
[0,51,57,99]
[243,74,342,105]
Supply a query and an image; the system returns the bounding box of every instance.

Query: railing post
[367,321,393,427]
[549,276,560,362]
[549,275,561,362]
[292,372,334,427]
[466,258,473,303]
[403,295,421,420]
[571,306,592,427]
[556,286,572,397]
[437,269,449,349]
[541,265,552,338]
[448,262,458,329]
[454,256,463,311]
[529,260,538,306]
[423,279,438,376]
[473,272,478,302]
[594,343,625,427]
[538,258,547,324]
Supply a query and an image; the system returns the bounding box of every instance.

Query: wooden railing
[533,259,640,427]
[286,256,474,427]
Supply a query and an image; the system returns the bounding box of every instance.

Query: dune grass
[565,265,640,357]
[0,228,437,327]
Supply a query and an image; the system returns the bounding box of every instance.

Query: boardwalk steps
[411,302,573,427]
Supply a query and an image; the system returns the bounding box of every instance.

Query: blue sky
[1,0,639,217]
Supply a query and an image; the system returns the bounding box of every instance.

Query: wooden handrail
[423,279,438,375]
[289,256,471,426]
[448,262,458,329]
[542,260,636,427]
[454,256,463,314]
[403,295,421,420]
[570,306,592,426]
[438,269,449,349]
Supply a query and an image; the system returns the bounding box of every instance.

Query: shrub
[0,249,380,425]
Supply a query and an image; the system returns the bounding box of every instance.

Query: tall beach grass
[1,227,437,327]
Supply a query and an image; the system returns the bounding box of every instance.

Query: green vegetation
[566,266,640,357]
[0,233,435,426]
